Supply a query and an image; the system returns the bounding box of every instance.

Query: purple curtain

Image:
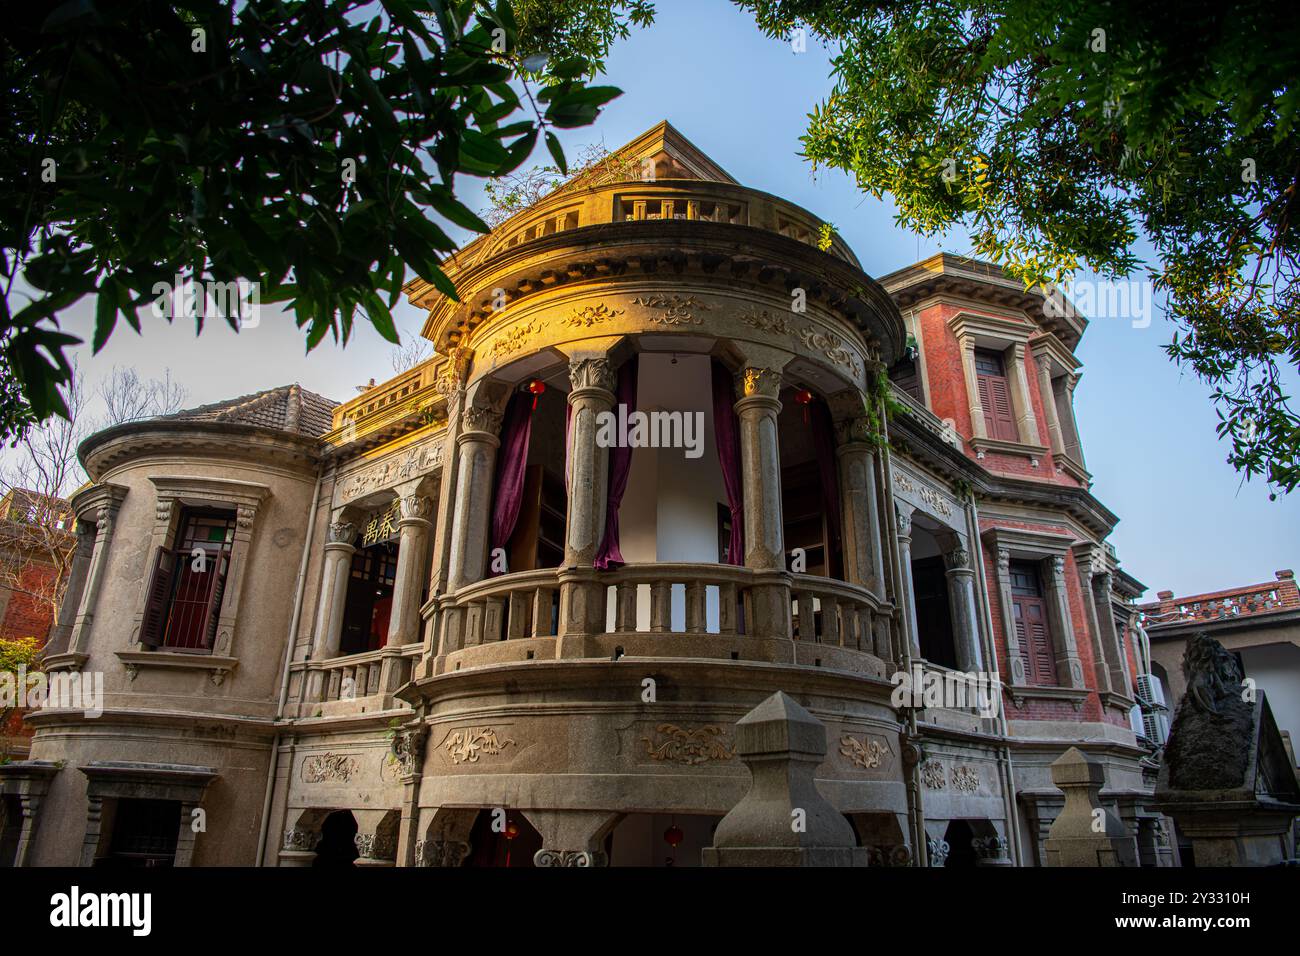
[810,398,842,565]
[712,361,744,565]
[594,358,639,569]
[490,391,533,565]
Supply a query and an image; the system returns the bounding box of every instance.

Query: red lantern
[794,387,814,425]
[505,820,520,840]
[664,824,683,848]
[527,379,546,410]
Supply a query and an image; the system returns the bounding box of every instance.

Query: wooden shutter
[1014,595,1058,686]
[140,548,177,647]
[200,552,230,650]
[987,376,1017,441]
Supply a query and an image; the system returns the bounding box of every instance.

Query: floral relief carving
[739,366,782,399]
[797,326,862,377]
[534,849,605,867]
[302,752,360,783]
[920,759,946,790]
[951,765,980,793]
[642,724,735,765]
[488,318,543,360]
[737,309,792,336]
[632,294,709,325]
[839,733,892,770]
[444,727,516,765]
[564,303,625,328]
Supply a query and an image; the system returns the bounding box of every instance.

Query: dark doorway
[313,810,359,867]
[912,555,958,668]
[942,820,977,867]
[465,809,542,867]
[340,541,398,655]
[96,798,180,868]
[0,795,21,866]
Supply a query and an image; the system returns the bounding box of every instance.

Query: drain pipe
[875,400,928,867]
[254,460,326,866]
[966,492,1025,866]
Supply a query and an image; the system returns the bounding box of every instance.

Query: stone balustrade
[294,645,419,716]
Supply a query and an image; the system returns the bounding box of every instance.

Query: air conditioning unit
[1142,711,1170,746]
[1128,704,1145,738]
[1135,674,1165,708]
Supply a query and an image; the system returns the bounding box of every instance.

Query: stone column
[45,524,94,657]
[557,358,615,654]
[1092,571,1133,694]
[734,366,791,642]
[1034,352,1065,455]
[1045,556,1086,688]
[67,491,127,660]
[943,545,983,672]
[278,826,319,867]
[309,518,356,662]
[1008,343,1041,444]
[991,548,1027,686]
[895,504,922,658]
[834,416,886,598]
[1063,373,1087,467]
[959,339,987,440]
[386,493,434,647]
[444,386,507,593]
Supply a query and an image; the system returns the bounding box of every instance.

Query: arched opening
[776,386,844,581]
[910,520,958,668]
[941,820,977,867]
[0,795,22,867]
[312,810,359,867]
[464,809,543,867]
[497,378,568,573]
[607,812,722,867]
[339,538,398,655]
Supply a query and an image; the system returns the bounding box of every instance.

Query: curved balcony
[434,563,894,680]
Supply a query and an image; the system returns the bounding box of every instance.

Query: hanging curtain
[490,391,533,566]
[594,358,639,569]
[711,360,745,565]
[809,397,842,566]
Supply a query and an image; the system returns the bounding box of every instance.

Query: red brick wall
[0,562,59,646]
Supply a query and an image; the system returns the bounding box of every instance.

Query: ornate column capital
[894,503,914,539]
[736,366,782,401]
[943,546,972,573]
[434,346,473,398]
[568,357,616,395]
[460,402,504,436]
[833,415,876,448]
[995,547,1011,574]
[398,494,434,524]
[327,520,358,546]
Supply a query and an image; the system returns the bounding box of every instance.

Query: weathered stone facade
[3,123,1175,867]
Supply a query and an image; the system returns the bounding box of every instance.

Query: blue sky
[28,0,1297,598]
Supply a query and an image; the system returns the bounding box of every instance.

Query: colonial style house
[0,122,1170,868]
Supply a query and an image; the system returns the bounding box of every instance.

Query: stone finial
[1042,747,1137,867]
[702,692,866,867]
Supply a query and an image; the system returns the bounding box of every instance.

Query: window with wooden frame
[1010,560,1058,686]
[974,348,1018,442]
[139,508,235,653]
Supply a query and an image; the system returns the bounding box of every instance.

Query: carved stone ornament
[564,303,625,328]
[301,752,360,783]
[444,727,515,765]
[926,836,950,867]
[839,733,892,770]
[283,827,320,852]
[893,468,954,517]
[738,366,782,400]
[996,548,1011,574]
[866,844,912,867]
[461,403,505,435]
[972,835,1009,861]
[1183,631,1246,716]
[951,765,980,793]
[399,494,433,523]
[236,504,256,531]
[389,726,427,777]
[833,416,874,447]
[568,357,616,393]
[920,759,946,790]
[328,520,357,545]
[894,506,913,539]
[488,318,543,360]
[632,293,709,325]
[354,832,397,861]
[534,849,606,867]
[797,325,862,377]
[943,547,971,572]
[338,444,444,503]
[154,500,173,526]
[434,346,473,396]
[415,838,471,868]
[642,724,735,765]
[737,309,792,336]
